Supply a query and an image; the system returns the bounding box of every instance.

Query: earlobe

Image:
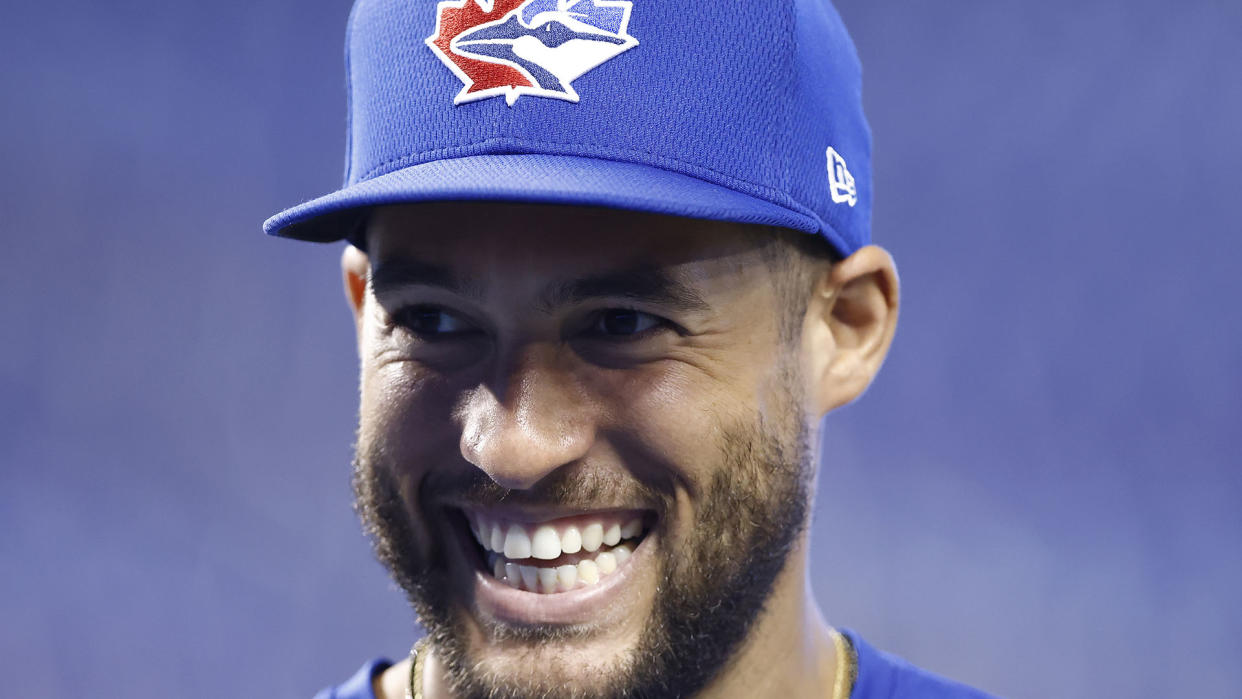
[342,244,370,339]
[803,245,899,416]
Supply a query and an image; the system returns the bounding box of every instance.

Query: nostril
[457,366,596,490]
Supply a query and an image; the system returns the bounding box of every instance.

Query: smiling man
[265,1,994,697]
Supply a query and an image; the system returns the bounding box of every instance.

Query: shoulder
[311,658,393,699]
[842,629,1000,699]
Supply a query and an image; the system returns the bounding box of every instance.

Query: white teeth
[537,567,559,593]
[531,525,561,560]
[560,526,582,554]
[620,518,642,539]
[581,523,604,552]
[472,512,647,593]
[503,524,532,559]
[577,558,600,585]
[470,512,647,557]
[613,543,632,566]
[519,565,538,591]
[489,522,505,553]
[557,564,578,591]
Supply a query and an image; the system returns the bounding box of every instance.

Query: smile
[461,509,650,593]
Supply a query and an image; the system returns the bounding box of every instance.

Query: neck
[692,535,839,698]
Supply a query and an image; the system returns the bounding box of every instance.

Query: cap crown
[341,0,870,254]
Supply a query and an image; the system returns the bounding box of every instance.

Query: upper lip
[446,502,655,523]
[453,505,651,567]
[443,505,658,624]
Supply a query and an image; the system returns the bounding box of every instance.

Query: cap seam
[781,0,797,197]
[355,137,821,225]
[342,0,363,185]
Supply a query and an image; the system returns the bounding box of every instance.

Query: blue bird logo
[428,0,639,105]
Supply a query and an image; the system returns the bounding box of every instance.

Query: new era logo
[826,147,857,207]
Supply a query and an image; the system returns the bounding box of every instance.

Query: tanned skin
[339,202,898,699]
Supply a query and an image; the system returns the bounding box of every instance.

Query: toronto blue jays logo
[426,0,638,105]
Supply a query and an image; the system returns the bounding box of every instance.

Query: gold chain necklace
[405,638,427,699]
[830,628,858,699]
[406,631,856,699]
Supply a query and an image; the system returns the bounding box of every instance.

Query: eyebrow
[541,266,710,314]
[370,259,485,299]
[370,258,710,314]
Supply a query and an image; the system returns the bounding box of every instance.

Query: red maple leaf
[431,0,533,94]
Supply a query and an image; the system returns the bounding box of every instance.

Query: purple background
[2,1,1239,697]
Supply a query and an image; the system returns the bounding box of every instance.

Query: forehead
[365,202,773,283]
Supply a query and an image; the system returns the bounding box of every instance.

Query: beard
[352,379,813,698]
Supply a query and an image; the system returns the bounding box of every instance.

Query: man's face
[351,202,817,698]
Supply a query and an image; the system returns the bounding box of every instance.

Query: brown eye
[590,309,663,337]
[394,306,476,338]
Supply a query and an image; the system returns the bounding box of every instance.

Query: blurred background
[2,0,1239,697]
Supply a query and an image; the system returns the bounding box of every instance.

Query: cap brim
[264,153,842,251]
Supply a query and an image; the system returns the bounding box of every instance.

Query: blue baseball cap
[263,0,871,257]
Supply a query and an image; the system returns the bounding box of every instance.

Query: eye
[586,309,666,338]
[392,305,477,338]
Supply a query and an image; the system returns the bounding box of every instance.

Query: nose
[458,344,594,491]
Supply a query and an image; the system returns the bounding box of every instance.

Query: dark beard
[352,397,812,698]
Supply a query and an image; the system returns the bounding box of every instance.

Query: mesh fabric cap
[263,0,872,257]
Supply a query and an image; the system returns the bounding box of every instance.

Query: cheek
[588,362,754,501]
[360,360,468,485]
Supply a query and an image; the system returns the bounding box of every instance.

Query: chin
[428,505,664,697]
[456,626,646,698]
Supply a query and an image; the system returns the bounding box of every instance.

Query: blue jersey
[313,629,997,698]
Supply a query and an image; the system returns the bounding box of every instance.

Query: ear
[801,245,899,416]
[341,244,370,348]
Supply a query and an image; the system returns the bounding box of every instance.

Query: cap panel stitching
[342,0,364,185]
[781,0,798,198]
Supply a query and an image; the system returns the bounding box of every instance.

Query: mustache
[418,461,673,515]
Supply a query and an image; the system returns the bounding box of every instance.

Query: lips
[462,509,648,593]
[435,503,659,625]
